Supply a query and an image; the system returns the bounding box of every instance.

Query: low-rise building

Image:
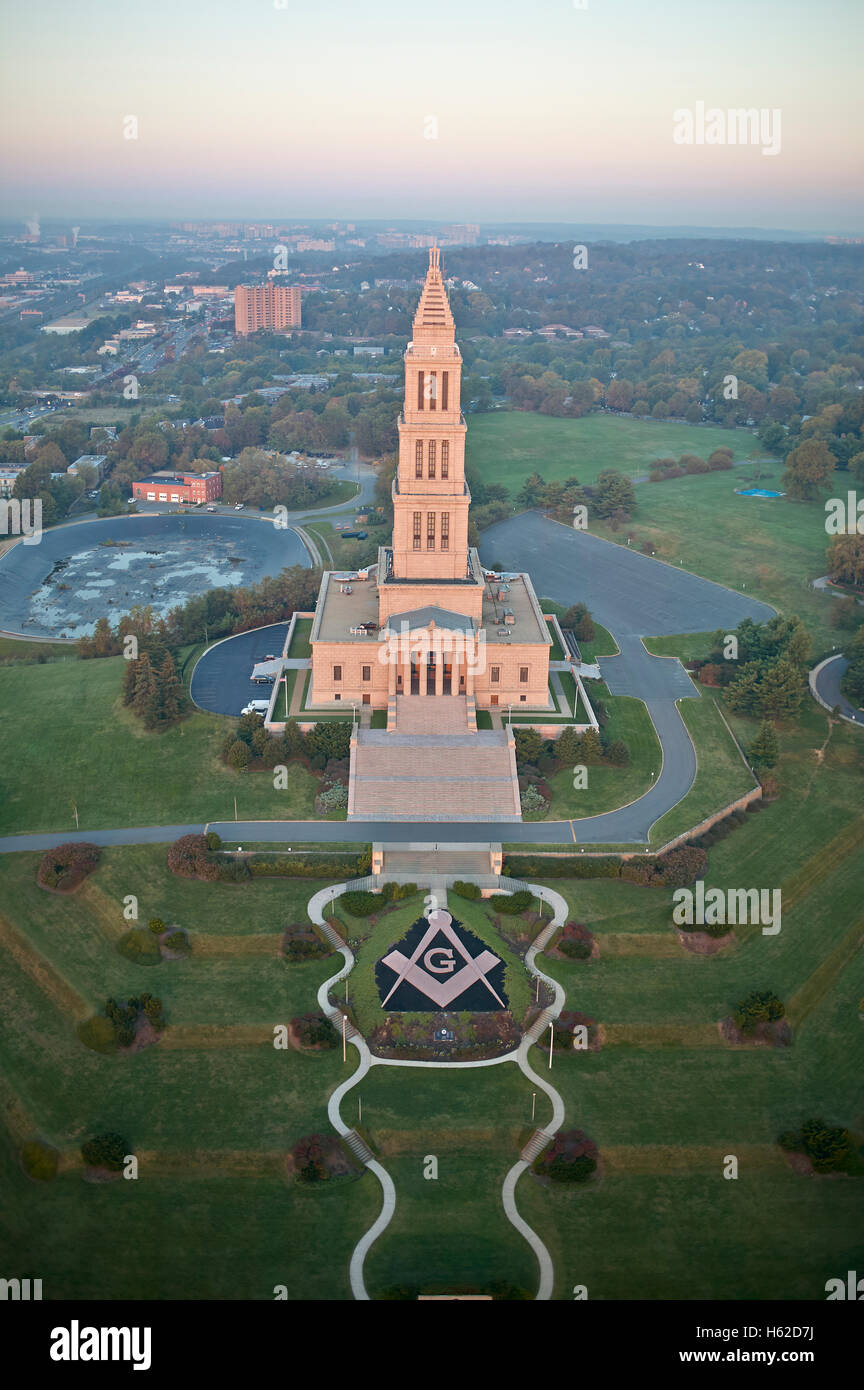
[131,470,222,505]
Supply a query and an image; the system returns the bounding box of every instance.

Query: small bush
[81,1132,129,1172]
[227,740,251,770]
[116,929,162,966]
[36,842,100,892]
[451,880,481,901]
[291,1012,338,1048]
[205,831,222,851]
[168,834,219,881]
[148,917,165,935]
[489,890,534,915]
[77,1015,119,1054]
[20,1140,59,1182]
[341,890,381,917]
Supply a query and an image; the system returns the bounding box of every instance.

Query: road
[812,653,862,725]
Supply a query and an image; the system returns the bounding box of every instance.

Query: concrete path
[307,877,568,1300]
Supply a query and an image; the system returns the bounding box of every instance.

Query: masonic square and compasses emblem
[376,908,508,1012]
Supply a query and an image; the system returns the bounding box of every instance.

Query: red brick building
[234,283,302,336]
[132,470,222,504]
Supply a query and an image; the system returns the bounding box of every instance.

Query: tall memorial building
[308,250,553,818]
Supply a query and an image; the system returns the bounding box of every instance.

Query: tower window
[428,440,436,478]
[440,511,449,550]
[413,510,421,550]
[426,511,435,549]
[441,440,449,478]
[442,371,449,410]
[417,371,424,411]
[415,440,423,478]
[428,372,437,410]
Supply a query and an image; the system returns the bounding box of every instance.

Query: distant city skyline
[1,0,862,232]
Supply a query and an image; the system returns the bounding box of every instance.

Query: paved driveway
[480,512,771,832]
[479,513,776,637]
[813,654,863,725]
[190,622,293,717]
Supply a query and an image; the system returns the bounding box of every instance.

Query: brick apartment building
[234,283,302,336]
[131,470,223,504]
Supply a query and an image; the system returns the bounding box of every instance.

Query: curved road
[812,653,863,726]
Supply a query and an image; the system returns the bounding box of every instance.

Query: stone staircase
[342,1128,375,1165]
[521,1128,553,1163]
[348,725,521,822]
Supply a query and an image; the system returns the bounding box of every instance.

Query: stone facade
[309,249,550,711]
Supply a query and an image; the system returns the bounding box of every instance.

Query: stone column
[434,652,443,696]
[466,638,475,698]
[451,651,460,694]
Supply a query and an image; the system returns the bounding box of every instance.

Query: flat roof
[481,572,551,647]
[311,571,381,643]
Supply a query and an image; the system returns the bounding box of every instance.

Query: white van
[240,700,270,716]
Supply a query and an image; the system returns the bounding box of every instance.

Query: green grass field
[590,465,840,652]
[1,695,862,1299]
[648,694,755,845]
[547,694,662,819]
[466,411,761,493]
[0,658,319,835]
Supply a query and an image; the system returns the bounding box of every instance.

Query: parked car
[341,530,367,540]
[264,654,276,662]
[240,700,270,715]
[234,502,244,510]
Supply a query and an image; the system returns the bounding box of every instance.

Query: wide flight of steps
[348,696,521,822]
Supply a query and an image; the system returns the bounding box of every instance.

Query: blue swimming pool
[737,487,785,498]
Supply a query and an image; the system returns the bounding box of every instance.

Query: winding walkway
[307,879,569,1300]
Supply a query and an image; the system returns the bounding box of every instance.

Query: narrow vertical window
[440,512,449,550]
[441,440,449,478]
[426,511,435,549]
[442,371,449,410]
[413,510,421,550]
[428,440,436,478]
[417,371,424,411]
[428,371,437,410]
[333,665,342,681]
[415,440,423,478]
[520,666,529,683]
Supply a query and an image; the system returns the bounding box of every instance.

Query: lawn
[588,465,840,653]
[539,598,618,660]
[287,618,313,658]
[648,693,755,845]
[547,694,662,819]
[466,411,761,494]
[0,843,383,1299]
[0,658,320,835]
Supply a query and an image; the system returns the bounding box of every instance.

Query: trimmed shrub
[205,831,223,851]
[291,1012,338,1048]
[316,783,348,813]
[733,989,785,1033]
[148,917,165,935]
[451,880,481,901]
[20,1140,59,1182]
[489,890,534,914]
[340,890,381,917]
[36,842,100,892]
[116,928,162,965]
[534,1128,598,1183]
[81,1132,129,1172]
[77,1015,119,1054]
[227,739,251,770]
[168,834,219,881]
[558,922,595,960]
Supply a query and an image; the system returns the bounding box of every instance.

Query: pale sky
[1,0,862,230]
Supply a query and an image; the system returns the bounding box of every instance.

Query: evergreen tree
[131,653,160,726]
[158,653,183,725]
[579,727,603,764]
[554,726,582,765]
[749,720,779,768]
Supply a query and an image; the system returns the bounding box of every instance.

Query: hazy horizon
[1,0,862,232]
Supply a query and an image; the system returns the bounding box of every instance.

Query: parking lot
[189,622,293,717]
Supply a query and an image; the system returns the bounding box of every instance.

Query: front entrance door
[410,660,421,695]
[442,661,452,695]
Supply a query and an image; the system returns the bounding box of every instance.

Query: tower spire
[412,247,454,343]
